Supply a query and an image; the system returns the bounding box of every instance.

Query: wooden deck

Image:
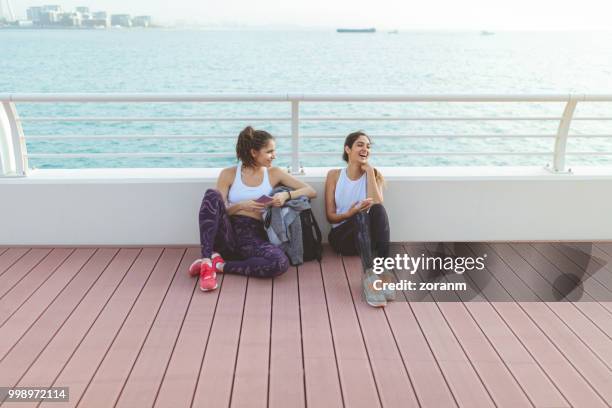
[0,243,611,408]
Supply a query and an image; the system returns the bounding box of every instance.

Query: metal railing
[1,93,612,177]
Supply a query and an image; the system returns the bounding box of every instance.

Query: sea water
[1,29,612,169]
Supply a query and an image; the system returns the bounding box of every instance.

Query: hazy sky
[7,0,612,29]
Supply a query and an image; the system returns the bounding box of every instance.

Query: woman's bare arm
[269,167,317,206]
[363,164,384,204]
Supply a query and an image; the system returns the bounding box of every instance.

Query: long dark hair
[343,131,385,187]
[236,126,274,167]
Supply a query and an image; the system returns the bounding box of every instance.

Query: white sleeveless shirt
[333,167,367,227]
[228,164,273,205]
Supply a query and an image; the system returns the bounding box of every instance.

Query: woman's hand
[347,197,374,216]
[361,163,374,173]
[270,192,290,207]
[241,200,266,213]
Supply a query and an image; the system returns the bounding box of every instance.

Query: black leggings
[328,204,390,271]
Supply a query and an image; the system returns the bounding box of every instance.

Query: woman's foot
[199,261,218,291]
[380,271,396,301]
[189,253,225,277]
[189,258,205,277]
[211,253,225,273]
[363,272,386,307]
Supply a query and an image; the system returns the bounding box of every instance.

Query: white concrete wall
[2,167,612,246]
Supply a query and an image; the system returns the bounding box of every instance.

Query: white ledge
[3,166,612,184]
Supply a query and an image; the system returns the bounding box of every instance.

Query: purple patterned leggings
[198,189,290,278]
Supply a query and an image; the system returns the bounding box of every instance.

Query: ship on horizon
[336,27,376,33]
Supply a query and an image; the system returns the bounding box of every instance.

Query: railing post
[0,101,28,177]
[552,97,578,173]
[290,99,302,174]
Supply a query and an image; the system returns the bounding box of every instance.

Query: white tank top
[227,164,273,205]
[333,167,367,227]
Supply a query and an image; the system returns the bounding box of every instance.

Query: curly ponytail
[236,126,274,167]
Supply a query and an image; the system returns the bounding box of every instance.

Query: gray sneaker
[363,272,387,307]
[380,271,397,301]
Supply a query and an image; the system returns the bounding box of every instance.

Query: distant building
[82,18,107,28]
[16,20,34,27]
[110,14,131,27]
[42,5,62,12]
[85,11,108,27]
[18,5,152,29]
[58,11,80,26]
[132,15,151,27]
[38,10,58,24]
[76,7,90,20]
[26,6,42,22]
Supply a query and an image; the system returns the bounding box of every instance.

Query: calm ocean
[1,29,612,169]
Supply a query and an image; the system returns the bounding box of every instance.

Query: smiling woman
[324,130,391,307]
[189,125,317,291]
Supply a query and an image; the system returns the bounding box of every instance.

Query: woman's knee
[261,246,290,277]
[369,203,387,216]
[204,188,223,201]
[200,189,224,212]
[369,204,389,223]
[274,254,290,277]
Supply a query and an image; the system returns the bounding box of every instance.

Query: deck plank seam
[564,244,612,340]
[0,248,54,300]
[150,257,200,408]
[508,241,612,319]
[418,244,501,408]
[318,259,347,408]
[545,243,612,319]
[0,248,96,329]
[516,243,611,307]
[529,244,612,359]
[186,273,226,408]
[381,302,424,407]
[226,274,251,408]
[553,242,612,285]
[0,248,32,279]
[295,266,308,408]
[518,244,612,371]
[531,243,612,305]
[4,248,142,392]
[465,243,573,407]
[30,248,165,408]
[74,248,185,408]
[436,244,539,407]
[488,244,612,407]
[0,248,117,364]
[394,244,461,407]
[593,242,612,260]
[326,254,382,408]
[109,248,188,408]
[482,242,600,407]
[266,272,274,408]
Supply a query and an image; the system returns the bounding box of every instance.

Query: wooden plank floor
[0,243,611,408]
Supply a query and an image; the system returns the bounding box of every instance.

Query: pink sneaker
[188,259,203,277]
[199,262,217,291]
[188,253,224,277]
[211,254,225,273]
